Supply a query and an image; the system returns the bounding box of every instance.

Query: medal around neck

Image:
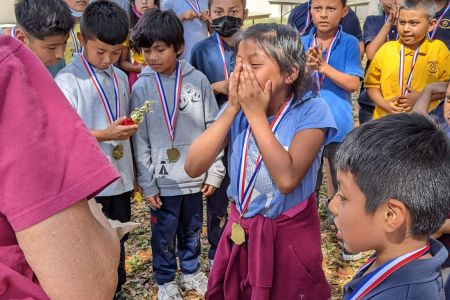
[231,222,245,245]
[167,147,180,163]
[123,100,155,125]
[112,144,124,160]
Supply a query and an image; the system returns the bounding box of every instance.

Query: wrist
[318,62,328,74]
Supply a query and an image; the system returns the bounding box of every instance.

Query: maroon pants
[206,194,331,300]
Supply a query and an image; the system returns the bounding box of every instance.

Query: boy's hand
[380,96,403,114]
[146,195,162,209]
[211,80,229,95]
[228,59,242,112]
[199,10,209,22]
[386,4,399,25]
[238,64,271,120]
[106,117,139,141]
[398,86,419,111]
[201,184,217,197]
[180,10,198,22]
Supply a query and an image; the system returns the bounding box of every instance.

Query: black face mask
[211,16,243,38]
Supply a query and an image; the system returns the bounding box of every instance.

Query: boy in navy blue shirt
[329,113,450,299]
[190,0,247,268]
[357,0,399,124]
[432,0,450,48]
[288,0,364,55]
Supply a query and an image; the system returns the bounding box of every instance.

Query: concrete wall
[0,0,15,24]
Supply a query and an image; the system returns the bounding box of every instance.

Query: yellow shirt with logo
[64,23,81,65]
[365,38,449,119]
[124,38,145,65]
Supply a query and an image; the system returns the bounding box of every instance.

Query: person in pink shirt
[0,36,122,300]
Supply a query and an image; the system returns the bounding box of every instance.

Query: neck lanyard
[237,96,294,216]
[214,32,229,80]
[11,26,16,39]
[311,31,338,88]
[399,44,420,96]
[299,0,311,36]
[155,62,183,144]
[80,53,120,123]
[185,0,201,15]
[71,30,81,53]
[346,243,430,300]
[428,1,450,39]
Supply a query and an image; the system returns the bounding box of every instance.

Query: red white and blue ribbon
[399,45,420,96]
[299,0,311,35]
[214,32,229,80]
[311,32,338,89]
[155,62,183,143]
[70,29,81,53]
[236,96,294,214]
[185,0,201,15]
[11,26,16,39]
[428,2,450,40]
[81,53,120,123]
[345,243,430,300]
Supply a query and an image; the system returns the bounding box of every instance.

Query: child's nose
[328,194,339,215]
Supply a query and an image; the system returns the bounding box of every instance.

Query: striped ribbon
[299,0,311,36]
[214,32,229,80]
[71,29,81,53]
[311,32,338,89]
[399,45,420,96]
[428,2,450,40]
[185,0,201,15]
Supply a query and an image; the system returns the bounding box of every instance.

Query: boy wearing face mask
[63,0,88,65]
[190,0,247,269]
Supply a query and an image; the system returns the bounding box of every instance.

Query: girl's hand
[238,64,272,120]
[228,59,242,112]
[201,184,217,197]
[146,195,162,209]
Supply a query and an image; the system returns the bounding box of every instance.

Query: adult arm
[16,200,120,300]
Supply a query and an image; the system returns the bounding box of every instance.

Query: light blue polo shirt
[162,0,208,62]
[226,96,337,219]
[302,26,363,142]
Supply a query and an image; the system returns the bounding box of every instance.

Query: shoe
[180,271,208,296]
[157,281,183,300]
[342,249,363,261]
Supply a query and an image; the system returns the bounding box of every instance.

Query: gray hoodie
[131,60,225,197]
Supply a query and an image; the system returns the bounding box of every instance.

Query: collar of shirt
[307,25,343,54]
[72,53,114,78]
[398,38,430,56]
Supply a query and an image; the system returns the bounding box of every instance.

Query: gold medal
[230,222,245,245]
[167,147,180,163]
[112,144,124,160]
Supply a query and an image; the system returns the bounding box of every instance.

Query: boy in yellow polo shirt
[63,0,88,65]
[365,0,449,119]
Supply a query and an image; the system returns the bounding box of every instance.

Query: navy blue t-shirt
[358,15,398,106]
[433,1,450,49]
[191,33,235,107]
[288,2,362,41]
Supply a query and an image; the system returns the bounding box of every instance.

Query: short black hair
[130,8,184,53]
[129,0,160,28]
[14,0,74,40]
[335,113,450,238]
[81,0,129,45]
[311,0,347,6]
[208,0,246,9]
[400,0,436,20]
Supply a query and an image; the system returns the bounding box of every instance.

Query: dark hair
[234,23,306,99]
[311,0,347,6]
[208,0,246,9]
[129,0,160,28]
[14,0,74,40]
[81,0,129,45]
[335,113,450,238]
[399,0,436,20]
[130,8,184,53]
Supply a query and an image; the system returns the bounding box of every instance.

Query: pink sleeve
[0,37,119,232]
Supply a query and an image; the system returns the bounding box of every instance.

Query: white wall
[0,0,15,24]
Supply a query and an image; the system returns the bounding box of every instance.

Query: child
[4,0,73,77]
[130,9,225,299]
[365,0,450,120]
[162,0,209,61]
[357,0,399,124]
[329,112,450,299]
[63,0,88,65]
[431,0,449,48]
[303,0,363,214]
[185,23,337,299]
[189,0,247,268]
[119,0,158,89]
[55,1,136,299]
[288,0,365,56]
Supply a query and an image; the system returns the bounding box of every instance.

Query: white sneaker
[157,281,183,300]
[180,271,208,296]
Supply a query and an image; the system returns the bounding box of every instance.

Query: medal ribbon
[428,2,450,40]
[214,32,229,80]
[71,29,81,53]
[346,243,430,300]
[185,0,201,15]
[399,45,420,96]
[311,32,338,88]
[155,62,183,143]
[299,0,311,35]
[11,26,16,39]
[81,53,120,123]
[237,96,294,214]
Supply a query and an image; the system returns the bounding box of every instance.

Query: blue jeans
[151,193,203,285]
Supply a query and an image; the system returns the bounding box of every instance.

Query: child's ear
[14,27,28,45]
[427,18,437,34]
[176,45,185,57]
[341,5,349,18]
[283,66,300,85]
[383,199,408,234]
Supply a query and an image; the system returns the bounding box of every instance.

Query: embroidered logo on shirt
[440,18,449,29]
[427,60,438,74]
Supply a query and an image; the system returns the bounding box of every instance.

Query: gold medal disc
[167,147,180,163]
[112,144,124,160]
[231,222,245,245]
